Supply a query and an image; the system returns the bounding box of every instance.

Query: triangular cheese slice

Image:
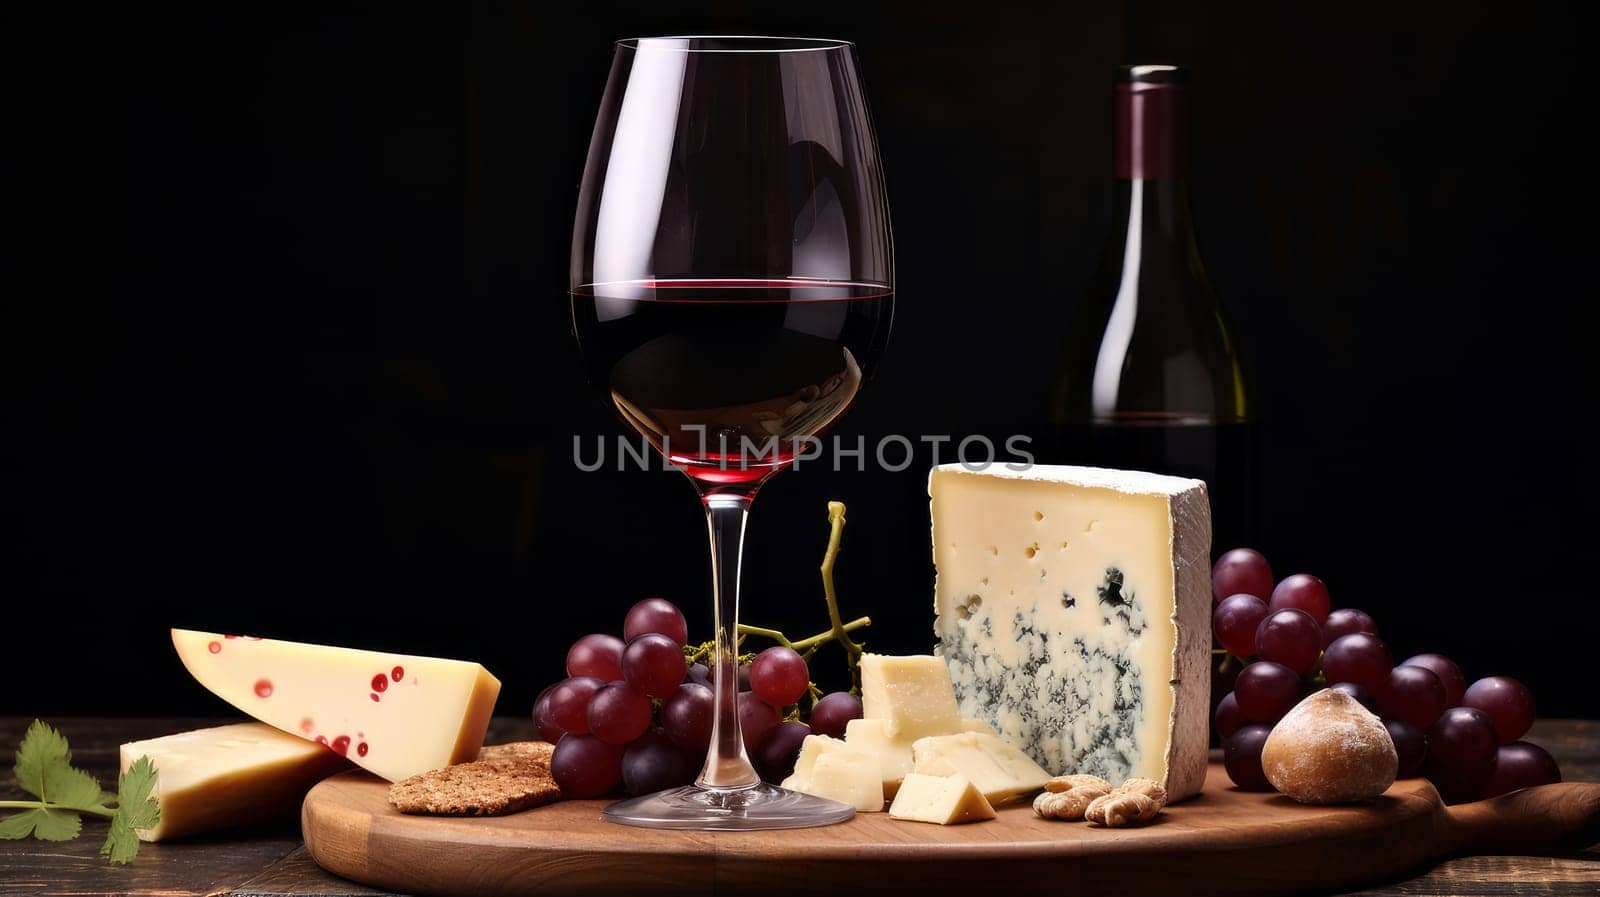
[171,629,500,781]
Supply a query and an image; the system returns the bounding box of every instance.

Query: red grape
[1322,633,1392,694]
[533,685,564,743]
[1234,661,1301,723]
[1329,681,1380,715]
[1400,654,1467,708]
[737,662,753,693]
[810,692,864,739]
[1384,718,1427,777]
[547,676,605,735]
[1321,608,1377,648]
[1212,548,1274,603]
[588,681,654,745]
[1423,753,1488,804]
[1215,691,1245,739]
[565,633,625,681]
[1223,724,1274,791]
[749,646,811,707]
[753,721,811,783]
[551,733,624,798]
[623,597,689,647]
[1462,676,1536,744]
[1269,573,1331,623]
[686,662,712,687]
[738,691,781,752]
[1255,608,1322,675]
[1213,594,1269,658]
[1481,742,1561,798]
[661,683,714,753]
[621,733,695,796]
[1379,664,1447,729]
[622,633,687,698]
[1428,706,1498,773]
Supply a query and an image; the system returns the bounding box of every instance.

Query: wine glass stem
[697,493,761,789]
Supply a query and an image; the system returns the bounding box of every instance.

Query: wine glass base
[602,782,856,831]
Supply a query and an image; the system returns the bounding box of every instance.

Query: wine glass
[569,36,894,830]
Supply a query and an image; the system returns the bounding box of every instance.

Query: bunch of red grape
[1211,549,1560,803]
[534,597,866,799]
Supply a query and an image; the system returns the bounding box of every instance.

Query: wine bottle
[1048,64,1255,552]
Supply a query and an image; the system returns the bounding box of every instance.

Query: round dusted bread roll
[1262,688,1397,804]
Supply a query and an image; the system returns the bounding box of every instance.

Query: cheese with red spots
[171,629,500,781]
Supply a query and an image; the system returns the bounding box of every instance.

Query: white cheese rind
[929,463,1211,801]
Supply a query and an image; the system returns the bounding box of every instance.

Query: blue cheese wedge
[930,464,1211,801]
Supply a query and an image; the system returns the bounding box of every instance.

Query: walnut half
[1085,791,1161,827]
[1085,777,1169,828]
[1037,774,1169,827]
[1034,775,1111,820]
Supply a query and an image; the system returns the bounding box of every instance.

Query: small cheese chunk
[861,654,962,739]
[911,731,1051,804]
[172,629,501,782]
[785,733,854,781]
[119,723,347,841]
[930,464,1212,801]
[888,773,995,825]
[781,737,884,813]
[845,717,993,798]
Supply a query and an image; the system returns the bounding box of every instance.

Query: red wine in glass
[568,37,894,830]
[572,279,893,489]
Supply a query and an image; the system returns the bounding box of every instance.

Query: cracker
[388,741,561,816]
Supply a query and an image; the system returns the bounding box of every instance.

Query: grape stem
[819,501,867,693]
[722,500,872,695]
[736,618,871,653]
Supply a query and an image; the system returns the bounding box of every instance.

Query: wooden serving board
[302,764,1600,897]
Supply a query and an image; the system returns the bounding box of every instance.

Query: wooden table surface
[2,717,1595,896]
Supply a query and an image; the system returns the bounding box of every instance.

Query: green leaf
[0,812,38,839]
[115,757,161,830]
[0,808,82,841]
[44,764,104,810]
[14,720,71,800]
[102,756,161,863]
[100,817,140,865]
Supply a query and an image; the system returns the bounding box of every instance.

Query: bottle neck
[1112,177,1198,257]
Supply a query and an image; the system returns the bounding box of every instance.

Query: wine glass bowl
[569,36,893,829]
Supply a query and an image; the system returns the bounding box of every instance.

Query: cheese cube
[930,464,1211,801]
[845,716,993,798]
[910,731,1051,805]
[119,723,348,841]
[171,629,501,782]
[888,773,995,825]
[785,733,853,781]
[781,736,884,812]
[860,654,962,739]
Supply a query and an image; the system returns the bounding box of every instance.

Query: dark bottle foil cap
[1115,64,1189,179]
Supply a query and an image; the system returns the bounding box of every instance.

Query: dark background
[9,2,1593,718]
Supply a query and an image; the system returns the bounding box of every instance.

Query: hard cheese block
[119,723,348,841]
[930,464,1211,801]
[910,730,1051,804]
[860,654,962,738]
[888,773,995,825]
[172,629,500,782]
[846,717,994,798]
[780,735,883,812]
